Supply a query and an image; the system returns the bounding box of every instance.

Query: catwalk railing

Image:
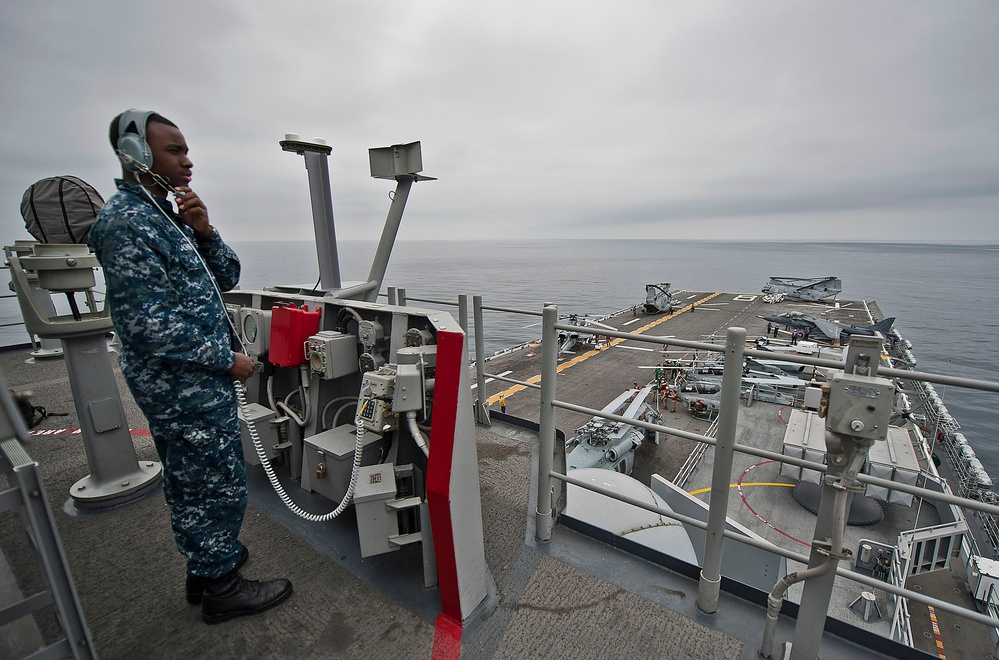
[528,303,999,658]
[383,289,999,656]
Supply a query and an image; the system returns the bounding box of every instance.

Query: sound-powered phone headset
[115,109,156,173]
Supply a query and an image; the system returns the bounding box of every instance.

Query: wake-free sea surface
[3,240,997,479]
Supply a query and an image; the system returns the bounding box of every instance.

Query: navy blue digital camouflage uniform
[90,179,246,579]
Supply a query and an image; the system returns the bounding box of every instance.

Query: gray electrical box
[354,463,400,557]
[238,402,280,466]
[369,142,423,179]
[301,424,383,503]
[826,372,893,442]
[306,330,358,380]
[803,385,823,411]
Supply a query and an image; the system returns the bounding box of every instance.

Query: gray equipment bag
[21,175,105,244]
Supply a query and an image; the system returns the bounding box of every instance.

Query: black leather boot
[201,571,293,624]
[186,546,249,604]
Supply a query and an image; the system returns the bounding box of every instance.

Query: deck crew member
[89,109,293,623]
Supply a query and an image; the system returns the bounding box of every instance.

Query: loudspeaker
[116,109,155,172]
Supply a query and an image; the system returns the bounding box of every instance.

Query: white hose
[236,380,364,522]
[406,411,430,457]
[276,400,307,428]
[275,372,311,427]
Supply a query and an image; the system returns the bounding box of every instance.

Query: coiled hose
[235,380,364,522]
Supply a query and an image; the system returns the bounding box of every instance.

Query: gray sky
[3,1,998,242]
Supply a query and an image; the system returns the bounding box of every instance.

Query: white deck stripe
[471,370,512,389]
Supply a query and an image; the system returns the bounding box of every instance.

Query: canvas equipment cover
[21,175,105,244]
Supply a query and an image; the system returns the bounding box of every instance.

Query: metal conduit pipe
[759,442,866,659]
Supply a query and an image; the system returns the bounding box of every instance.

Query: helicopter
[565,384,662,475]
[644,283,675,314]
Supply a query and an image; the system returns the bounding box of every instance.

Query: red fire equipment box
[268,303,321,367]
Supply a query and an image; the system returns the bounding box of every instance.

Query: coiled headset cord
[236,380,365,521]
[136,183,363,521]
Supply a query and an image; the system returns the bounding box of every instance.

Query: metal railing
[526,303,999,658]
[380,288,999,656]
[0,383,95,659]
[400,295,999,653]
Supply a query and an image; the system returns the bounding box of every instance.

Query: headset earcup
[117,133,153,172]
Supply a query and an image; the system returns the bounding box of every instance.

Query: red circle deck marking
[737,460,812,548]
[778,406,790,425]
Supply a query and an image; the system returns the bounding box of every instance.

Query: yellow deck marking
[485,293,725,405]
[688,482,796,496]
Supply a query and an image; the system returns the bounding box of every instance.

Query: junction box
[301,424,383,503]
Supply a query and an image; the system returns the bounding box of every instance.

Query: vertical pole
[302,151,341,290]
[473,295,489,425]
[536,304,558,542]
[365,176,414,302]
[697,326,746,613]
[458,295,469,334]
[792,336,883,658]
[791,445,850,658]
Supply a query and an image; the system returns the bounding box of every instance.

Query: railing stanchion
[697,326,746,614]
[536,303,559,542]
[473,295,490,425]
[458,294,469,334]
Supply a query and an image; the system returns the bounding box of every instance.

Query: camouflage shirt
[89,179,241,425]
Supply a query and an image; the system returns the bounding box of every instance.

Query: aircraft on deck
[761,312,895,343]
[761,276,842,301]
[644,283,675,314]
[558,313,616,355]
[565,385,662,475]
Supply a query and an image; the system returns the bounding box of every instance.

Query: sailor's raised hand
[174,186,212,237]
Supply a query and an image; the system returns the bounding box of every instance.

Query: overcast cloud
[2,1,998,243]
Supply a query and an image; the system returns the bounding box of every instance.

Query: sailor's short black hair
[107,112,178,151]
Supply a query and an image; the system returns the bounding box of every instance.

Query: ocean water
[3,240,997,478]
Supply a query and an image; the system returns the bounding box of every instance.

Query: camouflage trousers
[151,406,247,579]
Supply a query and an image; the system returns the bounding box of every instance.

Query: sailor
[499,393,506,413]
[89,109,293,623]
[766,321,772,335]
